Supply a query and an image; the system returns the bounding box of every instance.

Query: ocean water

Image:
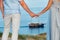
[0,7,51,40]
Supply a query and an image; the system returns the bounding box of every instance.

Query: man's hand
[29,12,39,18]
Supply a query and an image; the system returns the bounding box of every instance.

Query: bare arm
[38,0,53,15]
[0,0,4,18]
[19,0,38,17]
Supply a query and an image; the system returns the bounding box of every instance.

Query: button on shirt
[4,0,22,15]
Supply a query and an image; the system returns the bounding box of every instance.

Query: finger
[36,15,39,17]
[31,16,34,18]
[34,16,38,18]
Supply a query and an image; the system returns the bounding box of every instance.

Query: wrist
[29,12,33,14]
[38,12,42,15]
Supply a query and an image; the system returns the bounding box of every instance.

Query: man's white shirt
[4,0,22,15]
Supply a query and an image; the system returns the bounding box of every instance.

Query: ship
[29,23,44,28]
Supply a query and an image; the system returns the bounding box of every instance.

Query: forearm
[20,0,33,14]
[0,0,4,18]
[39,0,53,14]
[1,6,4,15]
[1,0,4,15]
[39,5,52,15]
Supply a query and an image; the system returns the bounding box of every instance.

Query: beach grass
[0,32,46,40]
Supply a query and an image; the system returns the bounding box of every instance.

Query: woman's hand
[29,12,39,18]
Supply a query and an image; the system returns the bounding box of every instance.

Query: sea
[0,7,51,40]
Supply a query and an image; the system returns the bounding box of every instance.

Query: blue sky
[24,0,48,8]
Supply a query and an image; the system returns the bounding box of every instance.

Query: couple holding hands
[0,0,60,40]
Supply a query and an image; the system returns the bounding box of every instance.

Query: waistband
[4,9,20,15]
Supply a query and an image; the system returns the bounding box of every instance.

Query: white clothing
[2,13,20,40]
[51,1,60,40]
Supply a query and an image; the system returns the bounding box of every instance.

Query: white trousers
[51,5,60,40]
[2,13,20,40]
